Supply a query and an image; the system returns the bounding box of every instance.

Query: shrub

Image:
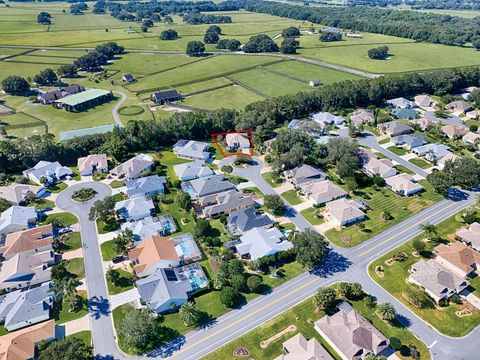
[246,275,262,293]
[220,286,239,308]
[390,337,402,351]
[231,274,247,292]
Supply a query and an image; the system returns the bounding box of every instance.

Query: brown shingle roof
[435,242,480,274]
[0,225,53,259]
[0,320,54,360]
[128,236,179,275]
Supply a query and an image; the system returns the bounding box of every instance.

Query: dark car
[112,256,124,264]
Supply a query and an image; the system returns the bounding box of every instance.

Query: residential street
[55,176,479,360]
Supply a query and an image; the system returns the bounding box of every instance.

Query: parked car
[58,227,72,235]
[40,207,53,212]
[112,256,124,264]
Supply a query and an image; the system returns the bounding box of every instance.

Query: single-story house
[115,197,155,222]
[462,131,480,147]
[0,224,53,260]
[386,97,417,109]
[183,175,235,199]
[0,320,55,360]
[312,112,345,126]
[129,234,201,277]
[122,74,135,83]
[225,133,251,151]
[446,100,472,115]
[227,207,273,236]
[23,160,73,185]
[0,248,53,292]
[437,152,459,169]
[77,154,108,176]
[36,89,64,105]
[110,153,154,180]
[300,180,347,205]
[391,134,425,150]
[126,175,167,198]
[0,282,54,331]
[326,198,365,227]
[0,183,45,205]
[377,121,413,137]
[0,206,37,237]
[385,173,423,196]
[136,263,208,314]
[55,88,113,112]
[441,125,468,140]
[457,222,480,252]
[362,157,397,179]
[234,227,293,261]
[434,242,480,278]
[173,140,211,161]
[414,95,438,108]
[314,301,389,360]
[151,90,182,105]
[350,108,374,125]
[61,84,84,96]
[408,259,468,303]
[121,215,177,242]
[412,144,450,162]
[391,107,417,120]
[284,164,326,187]
[200,190,254,219]
[274,333,333,360]
[173,161,214,181]
[466,109,480,119]
[289,120,325,138]
[409,117,437,131]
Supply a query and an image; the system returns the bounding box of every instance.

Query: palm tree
[419,223,437,240]
[379,302,397,321]
[63,278,81,312]
[179,302,202,326]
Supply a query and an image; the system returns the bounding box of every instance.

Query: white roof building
[235,227,292,261]
[22,161,73,185]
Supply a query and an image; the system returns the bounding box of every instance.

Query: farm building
[151,90,182,105]
[55,89,113,112]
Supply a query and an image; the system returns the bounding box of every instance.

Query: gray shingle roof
[173,161,214,180]
[187,175,235,198]
[126,175,166,198]
[227,207,273,234]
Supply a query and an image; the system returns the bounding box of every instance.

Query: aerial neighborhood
[1,1,480,359]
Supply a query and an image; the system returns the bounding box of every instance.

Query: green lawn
[55,292,88,324]
[203,286,429,360]
[27,197,55,209]
[156,150,190,181]
[262,172,282,188]
[387,145,408,156]
[47,182,68,193]
[65,258,85,279]
[63,232,82,252]
[96,218,120,234]
[409,158,432,169]
[107,268,134,295]
[68,330,92,346]
[242,186,264,198]
[378,138,390,145]
[326,181,444,247]
[0,325,7,336]
[470,276,480,298]
[42,211,78,227]
[394,164,415,175]
[300,207,325,226]
[369,211,480,337]
[109,180,125,188]
[156,188,196,235]
[100,240,118,261]
[281,189,302,205]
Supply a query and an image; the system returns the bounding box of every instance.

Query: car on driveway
[112,256,124,264]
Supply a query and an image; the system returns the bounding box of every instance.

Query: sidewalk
[109,288,141,310]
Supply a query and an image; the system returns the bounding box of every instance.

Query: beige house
[362,157,397,179]
[274,333,333,360]
[350,108,374,125]
[0,183,45,205]
[77,154,108,176]
[466,109,480,119]
[434,242,480,278]
[414,95,438,108]
[225,133,251,150]
[409,117,436,131]
[462,131,480,147]
[385,173,423,196]
[0,319,55,360]
[326,198,365,227]
[110,153,154,180]
[446,100,472,115]
[441,125,468,140]
[315,302,389,360]
[408,259,468,303]
[457,222,480,252]
[437,152,459,169]
[300,180,347,205]
[200,190,254,219]
[377,121,412,137]
[284,164,326,187]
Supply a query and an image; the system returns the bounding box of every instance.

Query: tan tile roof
[457,223,480,248]
[0,184,42,204]
[435,242,480,273]
[77,154,108,173]
[275,333,333,360]
[441,125,468,139]
[385,173,423,194]
[0,225,53,258]
[326,198,364,224]
[128,236,179,275]
[0,320,54,360]
[301,180,347,204]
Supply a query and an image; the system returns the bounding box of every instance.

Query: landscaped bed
[72,188,97,202]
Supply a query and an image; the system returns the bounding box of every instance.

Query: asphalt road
[55,178,479,360]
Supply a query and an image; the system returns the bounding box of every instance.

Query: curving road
[112,91,127,128]
[54,178,478,360]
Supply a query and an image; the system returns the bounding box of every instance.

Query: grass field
[107,268,134,295]
[409,158,432,169]
[281,189,302,205]
[387,145,408,156]
[300,207,325,225]
[182,84,263,110]
[326,180,444,247]
[369,210,480,337]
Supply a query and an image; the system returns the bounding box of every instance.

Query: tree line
[229,0,480,47]
[1,66,480,190]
